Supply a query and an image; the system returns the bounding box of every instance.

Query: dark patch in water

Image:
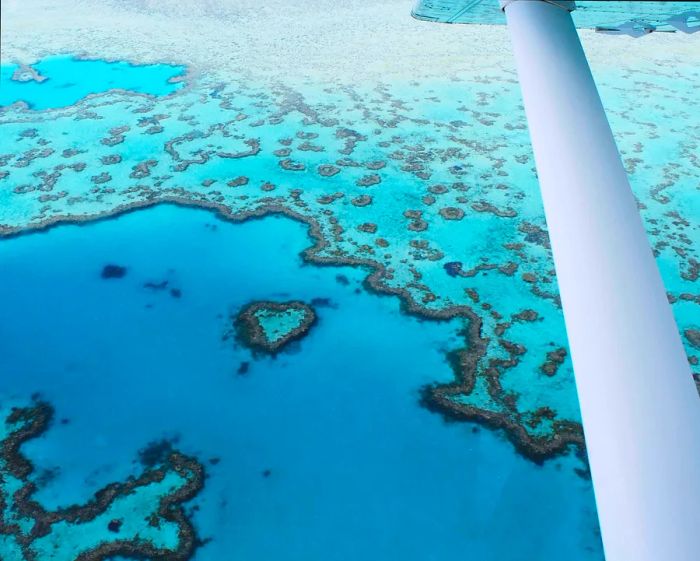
[194,536,213,548]
[237,361,250,376]
[101,264,127,279]
[144,280,168,291]
[444,261,463,277]
[35,466,60,488]
[310,297,335,308]
[574,466,592,481]
[138,436,180,467]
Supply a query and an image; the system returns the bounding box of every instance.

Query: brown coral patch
[227,176,249,187]
[438,207,465,221]
[317,164,341,177]
[279,159,306,172]
[356,174,381,187]
[351,195,373,207]
[234,300,317,355]
[540,347,568,377]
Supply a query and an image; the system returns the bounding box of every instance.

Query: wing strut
[502,2,700,560]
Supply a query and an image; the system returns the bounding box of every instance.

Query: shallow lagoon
[0,204,603,560]
[0,56,185,110]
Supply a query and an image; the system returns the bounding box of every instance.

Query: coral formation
[0,398,204,560]
[1,51,697,462]
[234,300,317,355]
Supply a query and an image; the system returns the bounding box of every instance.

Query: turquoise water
[0,47,697,559]
[0,204,602,560]
[0,56,185,109]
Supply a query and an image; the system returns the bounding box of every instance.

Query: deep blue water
[0,204,602,560]
[0,56,185,109]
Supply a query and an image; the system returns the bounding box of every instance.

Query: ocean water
[0,56,185,110]
[0,204,602,560]
[0,35,697,560]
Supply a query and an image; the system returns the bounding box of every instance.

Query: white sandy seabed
[1,0,699,84]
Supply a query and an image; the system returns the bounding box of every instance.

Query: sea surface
[0,204,601,560]
[0,45,697,560]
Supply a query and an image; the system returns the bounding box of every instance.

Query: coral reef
[233,300,317,355]
[0,398,204,560]
[1,51,697,462]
